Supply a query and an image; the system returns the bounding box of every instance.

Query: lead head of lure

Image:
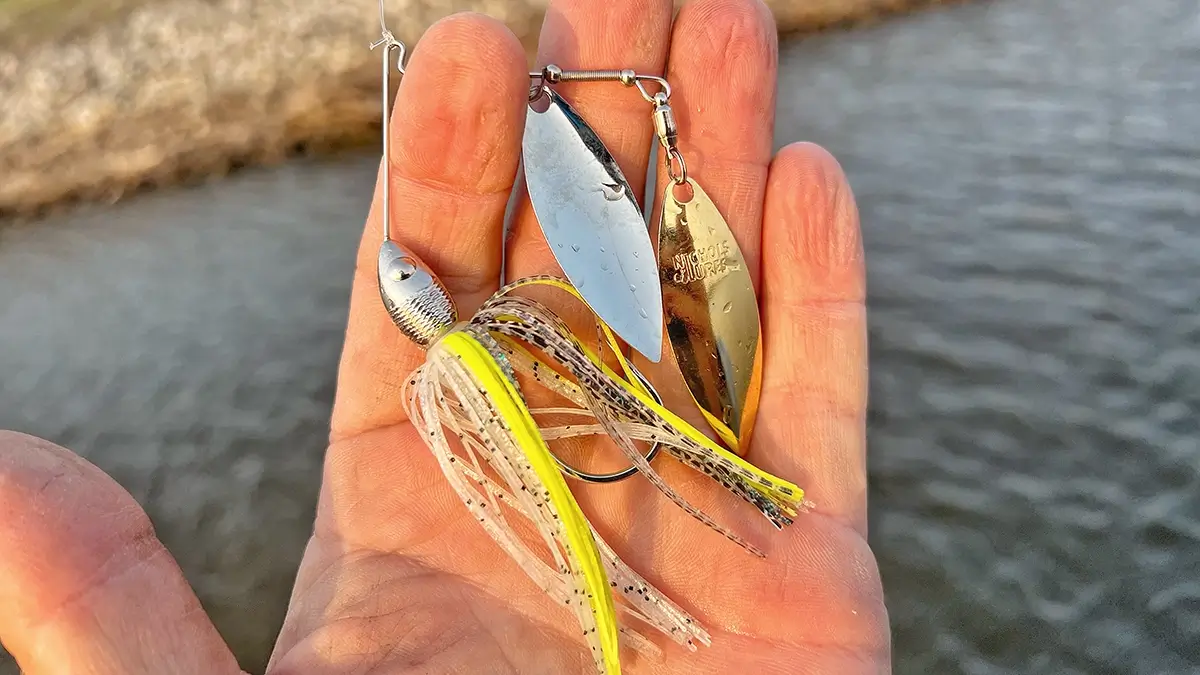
[377,240,457,348]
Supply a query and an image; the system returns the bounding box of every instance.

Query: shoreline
[0,0,962,219]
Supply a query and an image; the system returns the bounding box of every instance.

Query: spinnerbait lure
[369,5,808,673]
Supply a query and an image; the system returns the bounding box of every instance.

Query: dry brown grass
[0,0,965,219]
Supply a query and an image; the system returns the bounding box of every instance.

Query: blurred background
[2,0,1198,673]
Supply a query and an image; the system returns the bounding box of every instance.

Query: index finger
[330,14,530,441]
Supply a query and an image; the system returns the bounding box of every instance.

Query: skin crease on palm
[0,1,891,673]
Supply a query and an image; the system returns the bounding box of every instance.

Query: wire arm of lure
[371,21,406,243]
[370,33,407,69]
[529,65,671,104]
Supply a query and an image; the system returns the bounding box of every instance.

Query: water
[776,3,1200,672]
[2,0,1198,672]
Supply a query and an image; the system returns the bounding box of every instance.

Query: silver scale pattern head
[371,5,455,349]
[377,241,457,348]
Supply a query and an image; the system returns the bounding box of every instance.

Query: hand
[0,1,889,673]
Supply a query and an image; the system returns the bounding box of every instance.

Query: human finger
[331,13,530,441]
[752,143,869,534]
[0,431,243,674]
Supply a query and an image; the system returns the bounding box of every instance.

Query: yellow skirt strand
[401,277,807,674]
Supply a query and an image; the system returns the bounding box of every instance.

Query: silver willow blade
[522,87,663,363]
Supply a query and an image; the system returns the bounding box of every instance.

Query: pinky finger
[751,142,869,535]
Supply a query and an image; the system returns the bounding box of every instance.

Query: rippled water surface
[2,0,1198,672]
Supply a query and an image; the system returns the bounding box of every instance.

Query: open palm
[0,1,888,673]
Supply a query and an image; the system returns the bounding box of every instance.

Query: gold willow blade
[650,93,764,454]
[658,177,763,453]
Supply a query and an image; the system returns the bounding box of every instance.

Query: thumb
[0,431,243,675]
